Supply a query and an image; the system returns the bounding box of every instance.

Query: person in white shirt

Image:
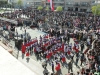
[0,26,3,31]
[99,29,100,34]
[74,29,78,34]
[65,29,68,35]
[83,29,87,34]
[69,43,72,50]
[43,51,47,59]
[87,37,90,46]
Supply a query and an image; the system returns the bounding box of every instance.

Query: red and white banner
[48,0,54,11]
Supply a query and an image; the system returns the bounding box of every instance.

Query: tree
[6,3,12,8]
[0,1,7,7]
[45,6,49,11]
[56,6,63,12]
[37,6,43,10]
[17,0,23,9]
[91,5,100,15]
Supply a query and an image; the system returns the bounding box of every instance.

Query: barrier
[0,35,13,54]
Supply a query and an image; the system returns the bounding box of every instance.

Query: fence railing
[0,34,19,58]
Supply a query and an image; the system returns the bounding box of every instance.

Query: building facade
[46,0,95,12]
[8,0,43,8]
[66,0,95,12]
[8,0,96,12]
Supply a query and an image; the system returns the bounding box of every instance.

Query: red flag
[48,0,54,11]
[48,0,50,2]
[52,2,54,11]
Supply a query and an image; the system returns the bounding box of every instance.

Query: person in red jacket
[21,42,26,54]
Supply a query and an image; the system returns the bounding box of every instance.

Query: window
[68,7,73,11]
[59,3,64,6]
[74,3,80,6]
[61,0,64,1]
[46,3,49,5]
[66,2,73,5]
[80,9,87,12]
[80,2,88,6]
[35,2,41,5]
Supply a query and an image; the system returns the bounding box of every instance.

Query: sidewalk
[0,39,47,75]
[12,38,88,75]
[14,51,53,75]
[1,34,88,75]
[16,51,45,75]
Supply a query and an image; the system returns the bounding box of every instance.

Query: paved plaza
[0,7,100,75]
[9,27,88,75]
[0,24,88,75]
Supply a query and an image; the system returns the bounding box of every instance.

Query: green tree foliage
[91,5,100,15]
[17,0,23,8]
[45,6,49,10]
[6,3,12,8]
[56,6,63,11]
[0,1,7,7]
[37,6,43,10]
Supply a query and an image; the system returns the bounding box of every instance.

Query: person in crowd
[51,62,54,72]
[1,9,100,75]
[80,42,84,52]
[80,53,85,66]
[68,60,73,73]
[76,53,79,66]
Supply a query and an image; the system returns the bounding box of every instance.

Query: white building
[8,0,99,12]
[8,0,43,8]
[46,0,95,12]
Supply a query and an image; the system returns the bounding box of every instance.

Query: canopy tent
[0,17,18,24]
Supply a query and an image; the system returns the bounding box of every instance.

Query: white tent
[0,17,18,24]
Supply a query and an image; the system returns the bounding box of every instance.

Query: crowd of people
[0,7,100,75]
